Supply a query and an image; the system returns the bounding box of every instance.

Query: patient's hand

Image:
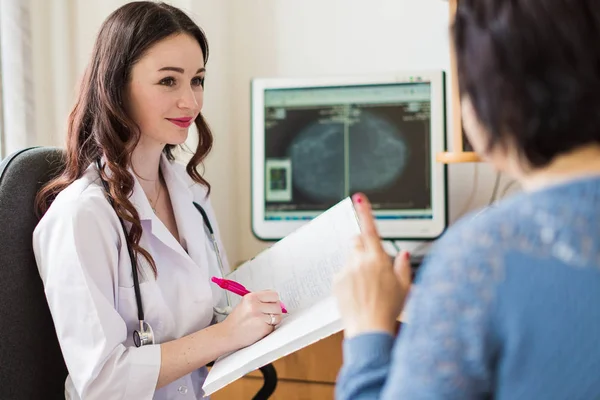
[333,193,411,339]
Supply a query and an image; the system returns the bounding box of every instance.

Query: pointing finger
[352,193,383,253]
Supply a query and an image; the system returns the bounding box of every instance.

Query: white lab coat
[33,155,231,400]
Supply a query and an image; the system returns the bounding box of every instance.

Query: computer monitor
[251,71,448,241]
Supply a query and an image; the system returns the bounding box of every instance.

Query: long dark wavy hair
[35,2,213,276]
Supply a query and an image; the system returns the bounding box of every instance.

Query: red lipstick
[167,117,194,128]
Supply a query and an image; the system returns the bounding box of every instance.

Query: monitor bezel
[251,71,448,241]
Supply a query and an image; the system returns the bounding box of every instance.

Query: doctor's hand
[333,193,412,339]
[221,291,283,349]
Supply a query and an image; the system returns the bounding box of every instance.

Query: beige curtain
[0,0,35,157]
[0,0,78,157]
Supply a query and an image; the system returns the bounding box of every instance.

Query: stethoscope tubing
[96,159,232,346]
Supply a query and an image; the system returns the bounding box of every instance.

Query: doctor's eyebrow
[158,66,206,74]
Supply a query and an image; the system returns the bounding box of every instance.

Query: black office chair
[0,147,277,399]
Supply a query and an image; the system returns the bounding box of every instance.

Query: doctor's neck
[130,137,165,182]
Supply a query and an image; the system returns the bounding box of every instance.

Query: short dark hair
[453,0,600,167]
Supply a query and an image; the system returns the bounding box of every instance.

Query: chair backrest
[0,147,67,399]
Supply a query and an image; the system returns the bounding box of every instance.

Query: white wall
[26,0,518,266]
[226,0,516,263]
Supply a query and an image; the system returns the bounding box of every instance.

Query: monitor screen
[251,72,447,240]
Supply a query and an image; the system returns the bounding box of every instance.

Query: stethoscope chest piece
[133,320,155,347]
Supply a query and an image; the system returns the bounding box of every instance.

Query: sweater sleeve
[336,235,500,400]
[336,332,395,400]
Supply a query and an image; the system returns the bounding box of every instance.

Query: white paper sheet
[226,197,360,311]
[202,197,360,396]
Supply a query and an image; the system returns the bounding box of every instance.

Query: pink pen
[211,277,288,314]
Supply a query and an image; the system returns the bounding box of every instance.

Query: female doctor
[32,2,283,399]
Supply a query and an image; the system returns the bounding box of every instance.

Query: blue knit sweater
[337,176,600,399]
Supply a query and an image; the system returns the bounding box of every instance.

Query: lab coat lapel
[159,157,212,277]
[129,165,190,261]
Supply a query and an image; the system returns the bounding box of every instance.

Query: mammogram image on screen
[265,99,431,213]
[289,109,408,202]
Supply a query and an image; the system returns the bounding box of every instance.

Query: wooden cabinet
[212,377,335,400]
[212,332,344,399]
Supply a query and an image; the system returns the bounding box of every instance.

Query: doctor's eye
[192,76,205,88]
[159,77,177,87]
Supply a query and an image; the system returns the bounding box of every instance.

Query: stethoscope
[95,159,232,347]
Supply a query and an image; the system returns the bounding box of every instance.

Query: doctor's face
[125,33,205,146]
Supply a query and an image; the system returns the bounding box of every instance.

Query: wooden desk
[212,332,344,399]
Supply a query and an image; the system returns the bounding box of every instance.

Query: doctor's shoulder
[33,167,122,247]
[170,159,211,204]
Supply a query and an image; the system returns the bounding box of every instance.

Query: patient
[334,0,600,398]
